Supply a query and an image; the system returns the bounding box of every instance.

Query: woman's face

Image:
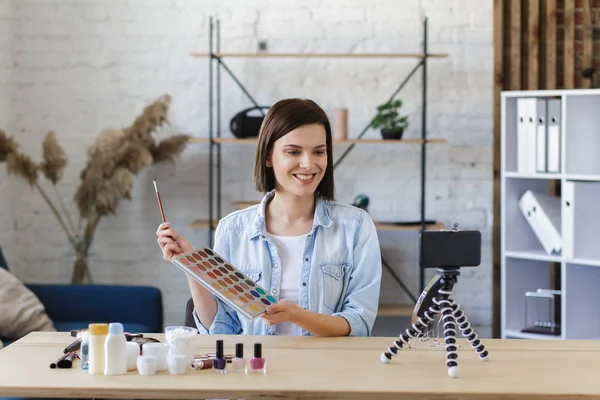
[267,123,328,199]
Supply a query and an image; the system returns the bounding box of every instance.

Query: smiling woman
[157,98,383,338]
[253,99,335,202]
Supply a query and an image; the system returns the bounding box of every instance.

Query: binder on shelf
[525,98,538,173]
[518,190,562,255]
[535,98,548,173]
[516,97,541,174]
[562,181,574,258]
[546,98,561,173]
[517,98,529,173]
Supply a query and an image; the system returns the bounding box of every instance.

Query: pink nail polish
[248,343,265,373]
[231,343,247,373]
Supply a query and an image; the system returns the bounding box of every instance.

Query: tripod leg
[380,306,438,364]
[450,300,490,361]
[434,296,459,378]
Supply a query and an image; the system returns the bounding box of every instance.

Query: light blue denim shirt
[193,190,382,337]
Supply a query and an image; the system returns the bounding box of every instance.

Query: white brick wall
[0,0,494,330]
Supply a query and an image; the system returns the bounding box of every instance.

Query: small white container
[88,323,108,375]
[142,343,169,371]
[104,322,127,375]
[137,355,158,376]
[167,354,188,375]
[126,342,140,371]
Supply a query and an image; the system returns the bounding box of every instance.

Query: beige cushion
[0,268,56,339]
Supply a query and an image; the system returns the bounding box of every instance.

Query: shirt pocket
[319,262,351,312]
[241,269,263,285]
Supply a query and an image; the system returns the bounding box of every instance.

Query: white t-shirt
[268,233,306,336]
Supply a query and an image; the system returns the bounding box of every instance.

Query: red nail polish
[248,343,265,373]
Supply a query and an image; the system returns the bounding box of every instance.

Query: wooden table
[1,332,599,399]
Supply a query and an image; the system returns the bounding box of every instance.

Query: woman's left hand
[260,299,303,326]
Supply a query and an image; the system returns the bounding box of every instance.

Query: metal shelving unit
[188,16,449,316]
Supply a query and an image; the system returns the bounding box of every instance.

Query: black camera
[418,225,481,269]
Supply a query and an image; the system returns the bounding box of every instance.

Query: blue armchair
[0,246,164,347]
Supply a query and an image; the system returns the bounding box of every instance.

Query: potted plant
[370,99,409,139]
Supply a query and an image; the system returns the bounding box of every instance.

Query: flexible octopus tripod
[380,267,489,377]
[379,227,490,378]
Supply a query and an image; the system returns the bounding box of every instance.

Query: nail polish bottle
[231,343,247,373]
[212,340,227,374]
[249,343,265,373]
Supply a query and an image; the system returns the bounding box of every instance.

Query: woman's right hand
[156,222,194,262]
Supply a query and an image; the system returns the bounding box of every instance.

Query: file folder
[562,181,574,258]
[526,98,538,173]
[518,190,562,255]
[535,98,548,173]
[517,98,529,173]
[546,98,561,173]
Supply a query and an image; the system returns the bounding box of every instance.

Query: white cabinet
[501,89,600,340]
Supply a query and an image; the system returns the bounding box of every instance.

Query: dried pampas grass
[39,131,67,185]
[0,130,17,163]
[0,93,190,284]
[152,134,191,163]
[93,168,134,216]
[117,143,154,174]
[6,152,38,187]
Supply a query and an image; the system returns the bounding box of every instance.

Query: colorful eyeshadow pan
[171,247,272,319]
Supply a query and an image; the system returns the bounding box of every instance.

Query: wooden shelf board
[191,218,443,232]
[377,303,415,317]
[190,52,449,59]
[232,201,260,210]
[190,137,447,145]
[375,222,445,231]
[189,219,218,229]
[214,138,258,144]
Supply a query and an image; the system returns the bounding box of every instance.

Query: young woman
[157,98,382,337]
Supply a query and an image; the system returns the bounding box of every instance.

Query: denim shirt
[193,190,382,337]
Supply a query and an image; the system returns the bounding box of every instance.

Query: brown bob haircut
[253,98,335,200]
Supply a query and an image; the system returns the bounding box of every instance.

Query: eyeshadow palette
[171,247,276,320]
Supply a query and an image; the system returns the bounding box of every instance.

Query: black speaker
[230,106,270,138]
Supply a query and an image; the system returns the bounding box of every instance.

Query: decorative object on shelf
[380,225,489,378]
[521,289,561,336]
[0,94,190,284]
[370,99,409,140]
[333,108,348,140]
[230,106,270,138]
[518,190,562,255]
[581,67,597,88]
[351,194,369,212]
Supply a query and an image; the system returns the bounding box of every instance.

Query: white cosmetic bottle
[104,322,127,375]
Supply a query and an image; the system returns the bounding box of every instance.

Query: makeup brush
[153,178,166,223]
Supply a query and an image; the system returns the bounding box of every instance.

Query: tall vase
[70,251,94,284]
